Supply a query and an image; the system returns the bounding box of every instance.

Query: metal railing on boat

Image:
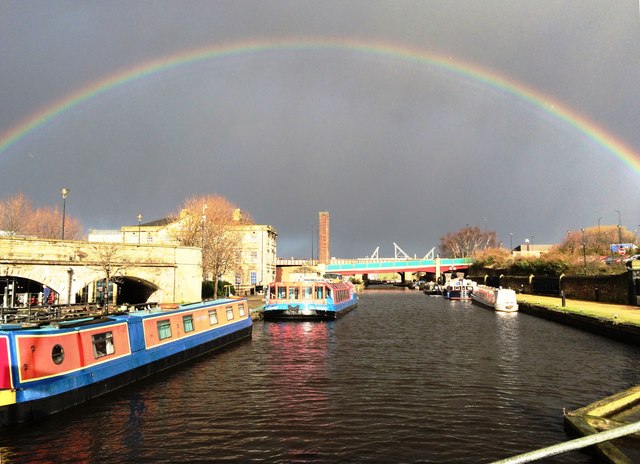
[491,420,640,463]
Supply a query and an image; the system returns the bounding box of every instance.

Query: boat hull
[0,298,252,427]
[0,323,251,427]
[471,286,519,312]
[262,301,358,321]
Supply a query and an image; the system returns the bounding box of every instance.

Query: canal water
[2,290,640,463]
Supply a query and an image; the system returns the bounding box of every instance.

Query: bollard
[561,291,566,307]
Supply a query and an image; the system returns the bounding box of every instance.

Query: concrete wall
[560,274,629,304]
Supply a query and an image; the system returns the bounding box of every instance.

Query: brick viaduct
[0,237,202,305]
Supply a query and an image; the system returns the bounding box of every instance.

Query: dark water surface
[2,290,640,463]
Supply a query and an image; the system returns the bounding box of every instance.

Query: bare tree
[171,195,253,299]
[439,225,496,258]
[0,193,32,234]
[558,225,637,256]
[0,193,84,239]
[27,207,83,239]
[86,243,129,312]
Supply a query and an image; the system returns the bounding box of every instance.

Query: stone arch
[115,276,160,305]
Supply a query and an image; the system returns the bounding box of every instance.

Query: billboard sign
[610,243,635,253]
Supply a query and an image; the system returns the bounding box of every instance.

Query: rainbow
[2,37,639,172]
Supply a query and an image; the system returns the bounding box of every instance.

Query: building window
[251,251,258,263]
[209,310,218,325]
[92,332,115,358]
[158,319,172,340]
[235,274,241,286]
[239,303,246,317]
[250,272,257,285]
[146,234,153,243]
[183,315,194,333]
[226,306,234,320]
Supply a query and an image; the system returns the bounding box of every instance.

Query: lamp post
[581,228,587,272]
[616,210,622,243]
[137,213,143,244]
[509,233,513,254]
[59,188,69,239]
[525,238,530,253]
[201,204,207,279]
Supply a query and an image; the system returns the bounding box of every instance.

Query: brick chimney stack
[318,211,330,264]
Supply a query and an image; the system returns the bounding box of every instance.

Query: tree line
[0,192,83,239]
[439,224,638,275]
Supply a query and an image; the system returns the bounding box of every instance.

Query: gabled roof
[140,217,176,227]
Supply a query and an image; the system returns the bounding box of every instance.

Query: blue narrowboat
[263,280,358,321]
[0,298,252,426]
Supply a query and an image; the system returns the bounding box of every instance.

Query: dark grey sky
[1,1,640,258]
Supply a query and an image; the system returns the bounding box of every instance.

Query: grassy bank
[517,294,640,326]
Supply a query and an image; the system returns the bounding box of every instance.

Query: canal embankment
[517,294,640,345]
[246,293,265,319]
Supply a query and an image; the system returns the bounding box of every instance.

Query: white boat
[443,278,477,300]
[471,285,519,312]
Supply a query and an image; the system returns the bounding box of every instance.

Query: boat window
[92,332,115,359]
[303,286,313,300]
[158,319,172,340]
[315,286,324,299]
[268,286,276,299]
[238,303,246,316]
[52,344,65,365]
[288,287,299,300]
[226,306,234,321]
[208,310,218,325]
[183,315,194,333]
[277,286,286,298]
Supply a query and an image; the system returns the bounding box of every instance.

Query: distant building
[512,243,553,258]
[88,209,277,294]
[318,211,330,264]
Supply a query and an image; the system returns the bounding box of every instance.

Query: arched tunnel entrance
[112,276,159,305]
[75,277,159,306]
[0,275,159,308]
[0,276,57,307]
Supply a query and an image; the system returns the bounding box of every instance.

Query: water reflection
[1,291,639,463]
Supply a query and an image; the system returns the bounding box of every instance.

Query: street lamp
[525,238,530,253]
[59,188,69,240]
[581,228,587,272]
[137,213,143,244]
[616,210,622,243]
[201,204,207,249]
[509,233,513,254]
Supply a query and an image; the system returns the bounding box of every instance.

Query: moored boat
[443,278,477,300]
[0,298,252,426]
[263,279,358,321]
[422,282,443,296]
[471,285,519,312]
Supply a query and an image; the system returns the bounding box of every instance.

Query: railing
[491,420,640,463]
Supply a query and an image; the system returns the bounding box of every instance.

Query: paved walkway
[517,294,640,326]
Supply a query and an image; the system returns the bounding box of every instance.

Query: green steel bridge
[278,244,473,277]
